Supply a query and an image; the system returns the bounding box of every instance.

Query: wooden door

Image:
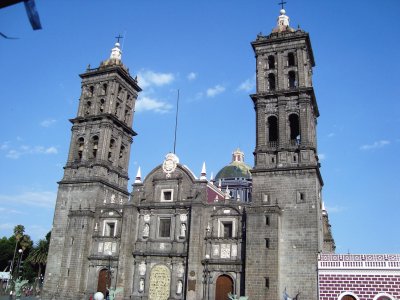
[97,269,110,295]
[215,275,233,300]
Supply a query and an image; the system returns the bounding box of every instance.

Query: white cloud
[0,223,14,230]
[206,85,225,97]
[137,70,175,88]
[0,191,57,208]
[0,141,10,150]
[40,119,57,127]
[237,76,256,92]
[325,205,346,214]
[360,140,390,151]
[318,153,326,161]
[4,145,58,159]
[0,207,24,214]
[187,72,197,81]
[327,132,335,138]
[136,96,173,114]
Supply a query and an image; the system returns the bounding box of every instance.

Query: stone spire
[200,162,207,180]
[134,167,142,184]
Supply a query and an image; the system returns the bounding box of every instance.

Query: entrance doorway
[97,268,110,295]
[215,275,233,300]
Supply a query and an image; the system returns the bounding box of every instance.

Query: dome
[215,149,252,181]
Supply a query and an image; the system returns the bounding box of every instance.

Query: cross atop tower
[278,1,287,10]
[115,34,123,44]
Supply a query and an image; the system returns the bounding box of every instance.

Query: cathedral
[42,7,336,300]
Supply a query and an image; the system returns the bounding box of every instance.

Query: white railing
[318,254,400,270]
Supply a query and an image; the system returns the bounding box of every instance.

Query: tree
[11,225,25,277]
[27,237,49,279]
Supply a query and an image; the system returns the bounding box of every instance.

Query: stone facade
[42,9,335,300]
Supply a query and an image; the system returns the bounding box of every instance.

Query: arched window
[85,101,92,115]
[89,86,94,97]
[77,137,84,161]
[341,296,357,300]
[267,116,278,145]
[289,71,297,88]
[108,139,115,161]
[91,136,99,159]
[124,109,130,123]
[101,83,108,95]
[114,102,120,116]
[99,99,105,113]
[268,73,276,91]
[289,114,300,142]
[119,145,125,166]
[288,52,295,66]
[268,55,275,69]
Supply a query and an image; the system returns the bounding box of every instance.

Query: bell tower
[245,7,323,300]
[43,41,141,299]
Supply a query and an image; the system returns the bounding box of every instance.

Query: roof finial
[134,166,142,184]
[110,36,122,60]
[200,162,207,180]
[278,0,287,10]
[115,34,123,44]
[273,1,291,32]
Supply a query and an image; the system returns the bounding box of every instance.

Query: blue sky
[0,0,399,253]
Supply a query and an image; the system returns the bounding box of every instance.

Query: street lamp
[106,251,112,295]
[15,249,24,279]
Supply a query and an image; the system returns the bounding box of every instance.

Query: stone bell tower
[245,7,324,300]
[43,41,141,299]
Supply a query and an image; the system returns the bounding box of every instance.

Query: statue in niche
[143,223,149,238]
[180,223,187,237]
[177,263,184,277]
[138,261,146,276]
[139,278,144,292]
[176,280,183,295]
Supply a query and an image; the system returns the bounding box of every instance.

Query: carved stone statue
[177,263,184,278]
[180,223,187,237]
[143,223,149,238]
[139,278,144,292]
[138,261,146,276]
[176,280,183,295]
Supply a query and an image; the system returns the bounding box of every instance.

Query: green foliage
[0,225,50,283]
[0,236,14,271]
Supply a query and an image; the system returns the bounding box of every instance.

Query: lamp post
[17,249,23,277]
[106,251,112,299]
[203,255,211,300]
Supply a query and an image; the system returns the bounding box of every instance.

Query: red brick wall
[319,273,400,300]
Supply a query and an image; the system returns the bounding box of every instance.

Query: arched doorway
[215,275,233,300]
[97,268,110,295]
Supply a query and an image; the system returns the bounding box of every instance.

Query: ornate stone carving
[177,263,184,278]
[162,153,179,178]
[138,261,146,276]
[180,223,187,237]
[179,214,187,222]
[149,265,171,300]
[142,223,149,238]
[144,214,150,223]
[221,244,231,258]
